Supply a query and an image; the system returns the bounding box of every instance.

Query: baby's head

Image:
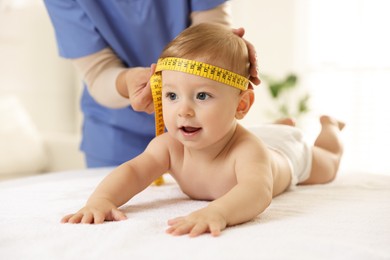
[150,23,254,138]
[160,23,250,79]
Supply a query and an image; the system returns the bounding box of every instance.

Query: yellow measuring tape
[150,57,250,185]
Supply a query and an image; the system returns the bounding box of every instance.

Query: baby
[61,23,344,237]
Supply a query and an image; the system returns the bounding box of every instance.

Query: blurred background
[1,0,389,179]
[235,0,390,175]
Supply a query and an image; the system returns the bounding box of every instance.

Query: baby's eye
[196,92,210,100]
[165,92,177,100]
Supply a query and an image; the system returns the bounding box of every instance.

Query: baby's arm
[61,136,170,224]
[166,144,273,237]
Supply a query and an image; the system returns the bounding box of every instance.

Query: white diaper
[248,124,312,186]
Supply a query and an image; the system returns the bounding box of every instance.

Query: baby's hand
[166,206,227,237]
[61,199,127,224]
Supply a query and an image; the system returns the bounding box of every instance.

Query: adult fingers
[232,27,245,37]
[233,27,261,86]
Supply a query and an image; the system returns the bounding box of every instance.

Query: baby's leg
[300,115,344,185]
[274,118,296,126]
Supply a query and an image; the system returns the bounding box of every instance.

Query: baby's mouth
[180,126,201,134]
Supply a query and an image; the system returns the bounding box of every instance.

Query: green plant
[262,73,310,120]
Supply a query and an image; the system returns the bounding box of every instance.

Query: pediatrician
[44,0,260,167]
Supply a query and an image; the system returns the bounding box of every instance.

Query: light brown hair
[160,23,249,78]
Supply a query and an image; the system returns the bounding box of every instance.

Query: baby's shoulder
[147,133,181,151]
[145,134,184,166]
[232,125,269,156]
[160,132,186,154]
[235,125,265,145]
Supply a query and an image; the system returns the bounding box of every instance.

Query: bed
[1,168,389,259]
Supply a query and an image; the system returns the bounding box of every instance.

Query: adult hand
[233,28,261,87]
[117,67,155,114]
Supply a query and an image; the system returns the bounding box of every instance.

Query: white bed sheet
[0,168,389,260]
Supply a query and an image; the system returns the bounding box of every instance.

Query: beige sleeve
[71,48,130,109]
[190,2,232,26]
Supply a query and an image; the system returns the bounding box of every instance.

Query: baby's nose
[178,102,195,117]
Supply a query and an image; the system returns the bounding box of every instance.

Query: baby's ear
[235,89,254,119]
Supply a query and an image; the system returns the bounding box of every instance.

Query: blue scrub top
[44,0,228,166]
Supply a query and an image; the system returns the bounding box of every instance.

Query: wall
[230,0,299,126]
[0,1,85,176]
[0,1,81,134]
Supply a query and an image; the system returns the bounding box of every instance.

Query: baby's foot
[320,115,345,130]
[274,118,296,127]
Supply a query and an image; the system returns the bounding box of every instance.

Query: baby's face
[162,70,242,149]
